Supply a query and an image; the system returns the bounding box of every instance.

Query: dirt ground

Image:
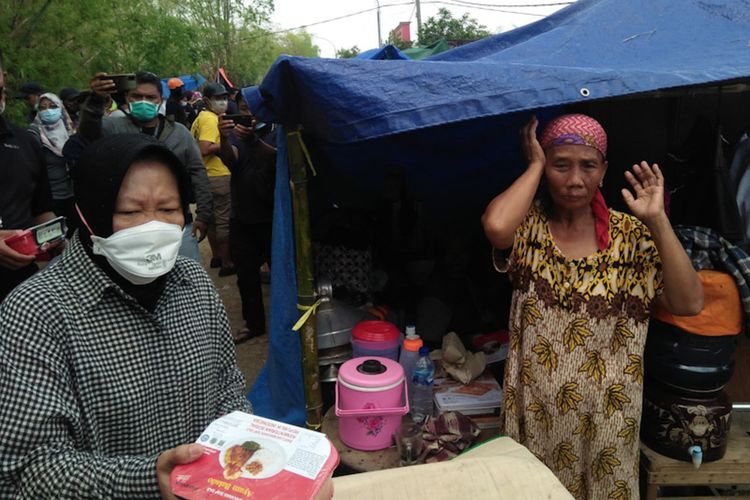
[199,240,269,392]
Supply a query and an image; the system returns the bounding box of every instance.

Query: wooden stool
[640,424,750,499]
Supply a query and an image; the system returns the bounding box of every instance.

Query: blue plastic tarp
[160,73,207,97]
[354,44,410,60]
[248,0,750,424]
[247,126,306,426]
[250,0,750,144]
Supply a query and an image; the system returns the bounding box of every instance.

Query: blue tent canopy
[248,0,750,425]
[354,44,409,60]
[159,73,207,97]
[249,0,750,144]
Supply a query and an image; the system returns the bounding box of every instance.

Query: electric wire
[249,0,569,41]
[428,1,552,16]
[446,0,572,7]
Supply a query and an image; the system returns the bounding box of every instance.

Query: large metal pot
[319,344,353,413]
[315,279,366,350]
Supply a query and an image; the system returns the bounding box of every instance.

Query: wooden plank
[641,424,750,485]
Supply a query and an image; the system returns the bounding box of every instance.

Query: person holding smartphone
[218,89,277,343]
[76,71,213,263]
[191,83,235,276]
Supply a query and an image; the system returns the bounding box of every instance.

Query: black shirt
[0,116,53,230]
[226,130,276,224]
[165,99,187,127]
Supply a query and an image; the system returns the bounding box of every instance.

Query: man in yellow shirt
[191,83,234,276]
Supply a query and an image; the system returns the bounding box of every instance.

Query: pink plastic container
[335,357,409,451]
[3,230,38,255]
[351,320,401,360]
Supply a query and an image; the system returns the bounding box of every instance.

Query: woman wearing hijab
[28,92,75,226]
[0,134,251,498]
[482,115,704,499]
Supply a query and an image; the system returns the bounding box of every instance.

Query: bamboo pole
[287,129,323,430]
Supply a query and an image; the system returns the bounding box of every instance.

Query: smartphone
[105,73,137,92]
[223,114,253,127]
[254,121,271,135]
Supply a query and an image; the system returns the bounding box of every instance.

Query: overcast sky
[269,1,572,58]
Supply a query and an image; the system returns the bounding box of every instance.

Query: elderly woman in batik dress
[482,114,704,500]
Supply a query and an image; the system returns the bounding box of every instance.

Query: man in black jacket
[0,54,56,301]
[219,90,276,342]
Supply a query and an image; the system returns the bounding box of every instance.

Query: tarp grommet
[580,87,591,97]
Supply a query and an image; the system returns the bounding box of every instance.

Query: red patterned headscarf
[539,113,607,158]
[539,114,610,251]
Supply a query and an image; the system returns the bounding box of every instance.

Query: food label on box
[171,411,338,500]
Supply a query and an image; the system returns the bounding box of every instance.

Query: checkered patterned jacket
[0,234,252,498]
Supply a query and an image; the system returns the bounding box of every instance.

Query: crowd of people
[0,65,275,343]
[0,50,281,497]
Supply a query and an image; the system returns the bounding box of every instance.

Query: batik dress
[497,201,663,500]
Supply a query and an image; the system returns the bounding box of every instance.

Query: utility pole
[415,0,422,40]
[376,0,382,46]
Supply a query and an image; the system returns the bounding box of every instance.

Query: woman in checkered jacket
[0,134,252,499]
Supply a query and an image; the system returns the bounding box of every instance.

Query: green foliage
[274,30,320,59]
[174,0,276,83]
[417,7,491,46]
[386,31,412,51]
[335,46,361,59]
[0,0,321,125]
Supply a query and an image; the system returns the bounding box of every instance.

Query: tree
[417,8,490,46]
[386,30,412,50]
[274,30,320,58]
[336,46,361,59]
[173,0,274,83]
[0,0,325,124]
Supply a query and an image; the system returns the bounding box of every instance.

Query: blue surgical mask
[40,108,62,124]
[129,100,159,122]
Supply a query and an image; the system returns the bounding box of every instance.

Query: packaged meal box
[171,411,339,500]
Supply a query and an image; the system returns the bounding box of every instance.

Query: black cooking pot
[645,320,737,391]
[644,361,735,393]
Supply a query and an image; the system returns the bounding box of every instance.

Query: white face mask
[210,98,228,114]
[91,220,183,285]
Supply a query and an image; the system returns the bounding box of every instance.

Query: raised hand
[521,115,546,170]
[218,114,235,139]
[90,72,116,97]
[621,161,665,224]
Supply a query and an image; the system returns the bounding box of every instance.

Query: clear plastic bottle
[398,325,423,411]
[411,346,434,423]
